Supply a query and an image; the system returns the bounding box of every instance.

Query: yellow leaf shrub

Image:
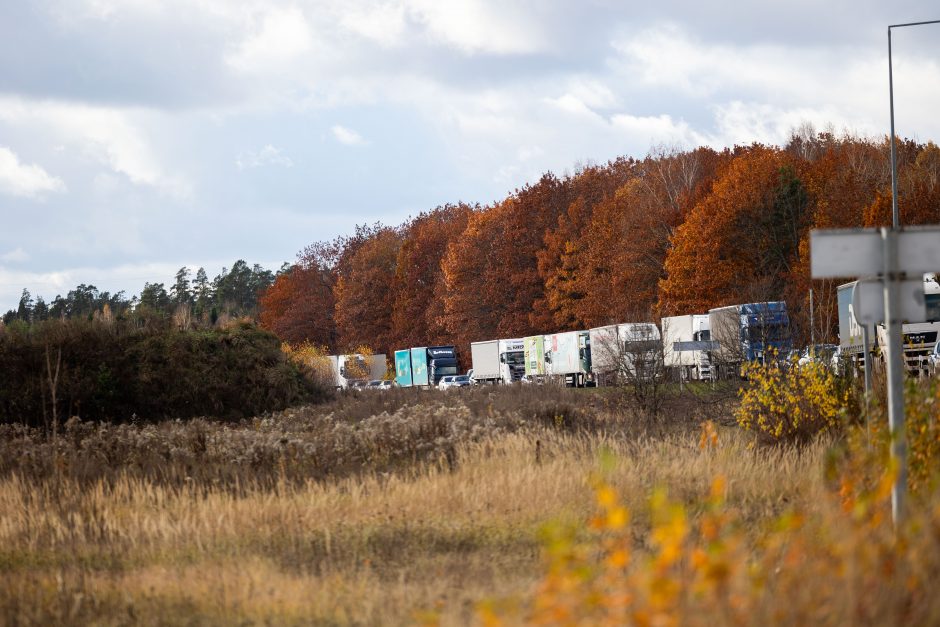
[736,360,846,445]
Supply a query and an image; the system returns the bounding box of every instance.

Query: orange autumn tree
[785,133,889,343]
[441,173,572,350]
[574,147,724,326]
[659,145,810,316]
[333,227,402,355]
[536,159,636,330]
[389,204,472,349]
[864,140,940,227]
[259,263,337,348]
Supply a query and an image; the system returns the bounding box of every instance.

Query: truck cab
[426,346,458,385]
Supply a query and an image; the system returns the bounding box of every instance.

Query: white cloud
[0,97,189,197]
[226,6,314,73]
[331,125,366,146]
[547,93,601,118]
[340,3,408,47]
[0,147,66,199]
[610,113,706,147]
[236,144,294,169]
[0,247,30,263]
[406,0,546,55]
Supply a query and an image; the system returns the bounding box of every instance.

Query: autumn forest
[260,130,940,358]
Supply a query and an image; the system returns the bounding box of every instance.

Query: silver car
[929,342,940,375]
[438,374,472,390]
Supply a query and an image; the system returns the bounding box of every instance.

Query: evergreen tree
[193,267,211,317]
[170,267,192,305]
[32,296,49,321]
[139,282,170,313]
[16,289,32,321]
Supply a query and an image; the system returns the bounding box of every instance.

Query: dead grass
[0,388,828,627]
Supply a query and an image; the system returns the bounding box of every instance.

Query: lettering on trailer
[428,348,454,357]
[904,332,937,345]
[673,341,720,352]
[502,339,524,352]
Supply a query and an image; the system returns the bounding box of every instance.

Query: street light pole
[885,19,940,526]
[888,20,940,229]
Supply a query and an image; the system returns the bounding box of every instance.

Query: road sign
[810,229,882,277]
[811,225,940,528]
[811,226,940,278]
[851,277,930,324]
[672,341,720,352]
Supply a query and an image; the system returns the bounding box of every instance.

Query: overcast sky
[1,1,939,309]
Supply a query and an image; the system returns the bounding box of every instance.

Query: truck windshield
[505,352,524,365]
[747,324,790,343]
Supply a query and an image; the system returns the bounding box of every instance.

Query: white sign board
[851,278,929,324]
[810,229,882,277]
[811,227,940,279]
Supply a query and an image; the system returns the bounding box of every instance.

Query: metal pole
[862,324,872,395]
[809,288,815,346]
[888,20,940,229]
[888,27,899,229]
[882,227,907,526]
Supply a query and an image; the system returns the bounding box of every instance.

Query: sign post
[811,225,940,526]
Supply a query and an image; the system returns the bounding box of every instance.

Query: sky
[1,1,939,310]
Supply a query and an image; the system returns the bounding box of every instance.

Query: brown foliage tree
[259,264,337,348]
[334,228,402,355]
[389,204,472,350]
[441,173,572,351]
[536,159,636,329]
[864,141,940,227]
[659,146,809,316]
[572,147,724,325]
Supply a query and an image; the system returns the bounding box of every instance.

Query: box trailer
[588,325,620,386]
[544,330,594,387]
[662,315,712,381]
[470,340,500,383]
[395,346,459,387]
[524,335,546,379]
[837,280,940,376]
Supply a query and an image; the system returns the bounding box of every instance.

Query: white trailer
[662,315,712,381]
[368,354,388,381]
[544,330,594,387]
[470,340,500,383]
[620,323,663,381]
[589,325,620,386]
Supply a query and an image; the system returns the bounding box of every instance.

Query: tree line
[3,260,284,327]
[259,129,940,358]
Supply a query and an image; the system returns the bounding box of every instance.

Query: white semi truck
[589,323,662,385]
[662,314,713,381]
[470,338,525,384]
[329,353,388,389]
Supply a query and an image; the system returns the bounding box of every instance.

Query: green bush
[0,320,328,425]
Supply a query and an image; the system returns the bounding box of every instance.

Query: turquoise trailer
[410,347,430,386]
[395,349,413,387]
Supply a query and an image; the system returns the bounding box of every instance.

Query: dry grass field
[1,382,938,626]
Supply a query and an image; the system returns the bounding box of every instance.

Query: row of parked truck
[325,278,940,389]
[376,301,791,389]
